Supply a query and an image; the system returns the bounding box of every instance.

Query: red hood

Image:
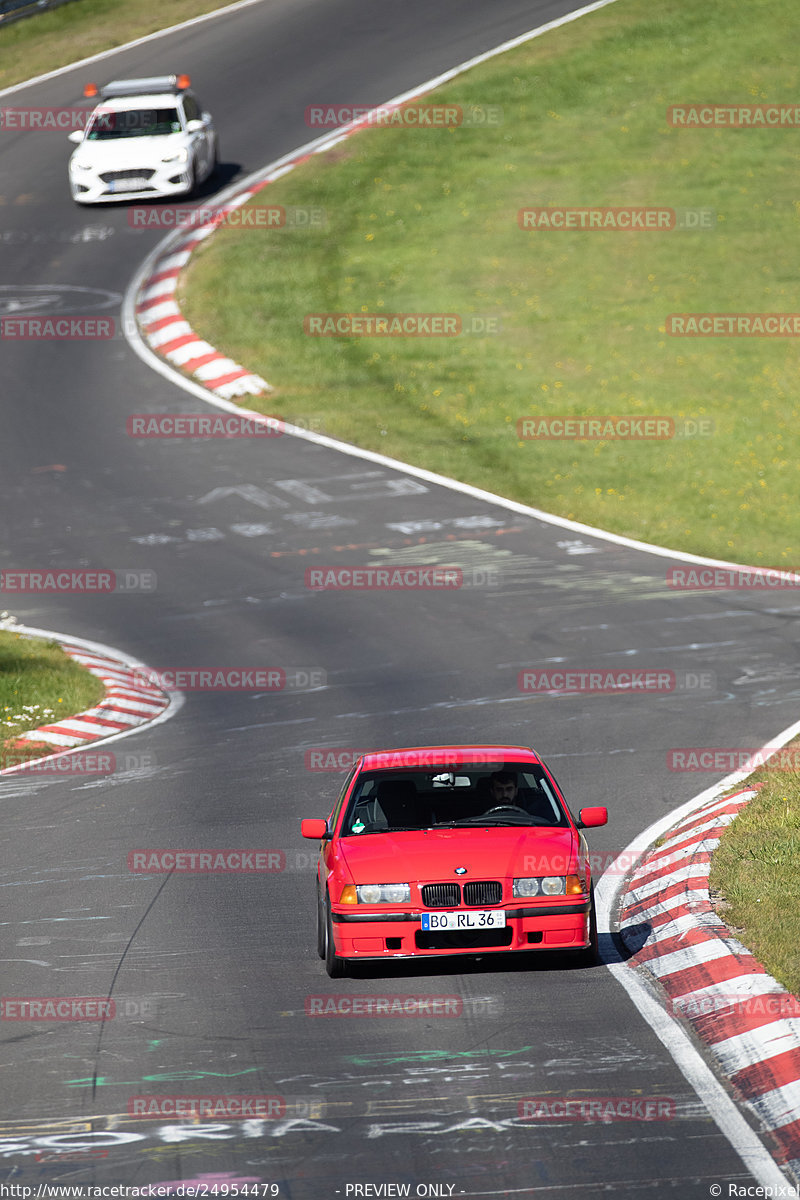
[338,826,579,882]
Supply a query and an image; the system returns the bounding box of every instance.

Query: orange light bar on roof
[83,82,98,98]
[176,74,191,90]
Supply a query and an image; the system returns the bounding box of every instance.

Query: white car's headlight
[71,159,93,172]
[356,883,410,904]
[162,148,189,164]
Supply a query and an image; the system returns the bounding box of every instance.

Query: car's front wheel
[576,884,599,966]
[316,882,326,959]
[324,893,348,978]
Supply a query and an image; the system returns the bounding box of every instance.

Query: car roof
[356,745,542,771]
[93,95,186,113]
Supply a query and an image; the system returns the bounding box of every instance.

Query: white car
[68,74,218,204]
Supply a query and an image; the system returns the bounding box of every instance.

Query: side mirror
[301,818,329,840]
[185,119,204,134]
[578,806,608,829]
[68,129,84,144]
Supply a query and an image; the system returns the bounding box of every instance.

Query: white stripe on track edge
[0,623,183,777]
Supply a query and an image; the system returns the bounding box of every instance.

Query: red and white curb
[1,623,177,776]
[133,114,411,398]
[134,194,275,400]
[618,786,800,1180]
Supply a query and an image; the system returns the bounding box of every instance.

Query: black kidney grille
[421,883,460,907]
[463,881,502,906]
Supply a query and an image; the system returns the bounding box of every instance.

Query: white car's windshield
[86,108,182,139]
[342,764,569,834]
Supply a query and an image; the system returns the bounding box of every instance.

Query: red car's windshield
[341,764,569,834]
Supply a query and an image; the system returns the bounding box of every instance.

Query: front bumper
[69,165,193,204]
[331,902,592,958]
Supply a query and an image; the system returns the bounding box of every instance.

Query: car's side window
[329,766,358,830]
[183,94,200,123]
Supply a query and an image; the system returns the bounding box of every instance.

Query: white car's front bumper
[69,162,193,204]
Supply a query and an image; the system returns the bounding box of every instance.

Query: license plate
[109,177,148,193]
[421,909,506,931]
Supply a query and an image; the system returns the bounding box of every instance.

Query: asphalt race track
[2,0,799,1194]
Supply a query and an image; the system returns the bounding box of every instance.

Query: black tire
[316,882,326,959]
[324,894,347,978]
[577,884,599,966]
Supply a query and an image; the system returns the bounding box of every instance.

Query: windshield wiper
[436,815,536,827]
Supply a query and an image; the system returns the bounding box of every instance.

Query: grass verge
[709,759,800,995]
[0,627,105,770]
[180,0,800,566]
[0,0,237,92]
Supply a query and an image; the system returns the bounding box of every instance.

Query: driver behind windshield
[486,770,519,807]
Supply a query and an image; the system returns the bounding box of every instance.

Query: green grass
[709,761,800,995]
[180,0,800,566]
[0,629,105,769]
[0,0,237,92]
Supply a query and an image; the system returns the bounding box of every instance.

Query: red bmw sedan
[301,745,607,976]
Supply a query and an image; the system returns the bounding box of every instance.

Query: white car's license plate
[421,909,506,931]
[109,177,148,192]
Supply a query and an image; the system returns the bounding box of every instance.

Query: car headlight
[71,160,93,171]
[512,877,541,898]
[356,883,410,904]
[513,876,566,897]
[162,148,189,163]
